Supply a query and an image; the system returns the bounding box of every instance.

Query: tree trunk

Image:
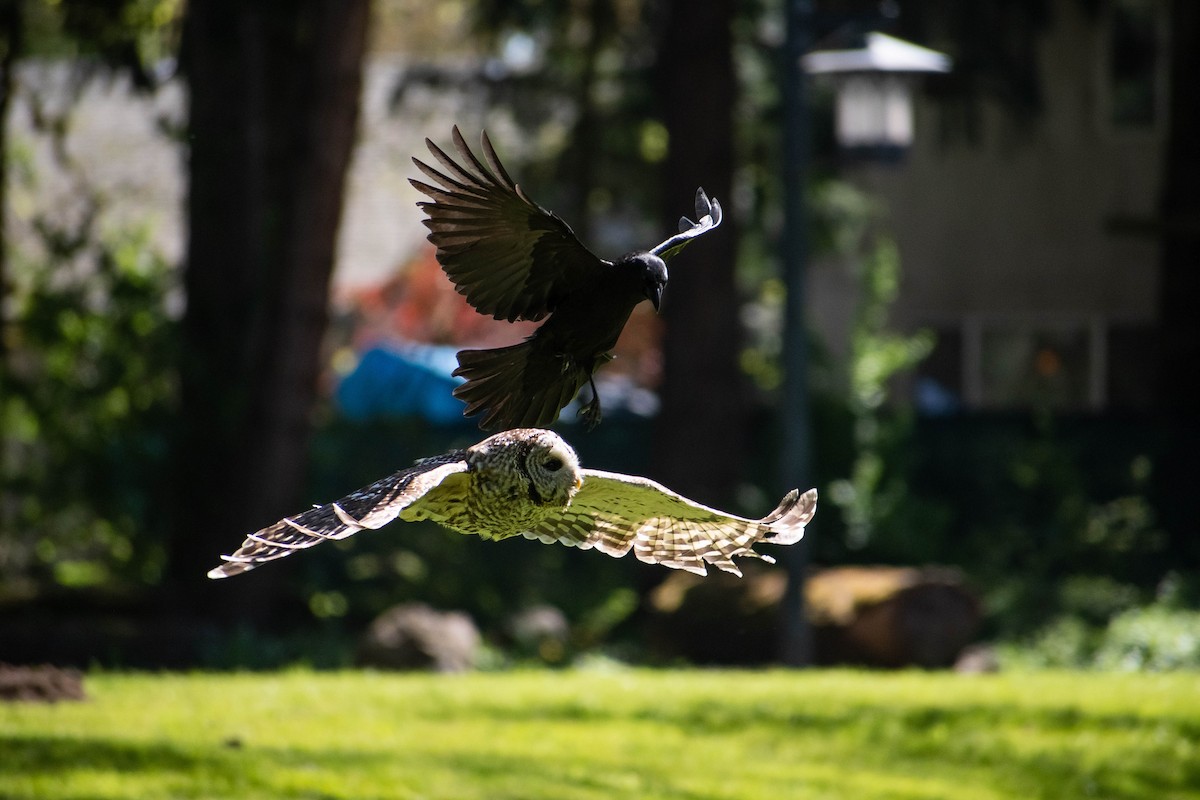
[0,0,21,365]
[1157,0,1200,413]
[167,0,369,618]
[652,0,744,506]
[1155,0,1200,560]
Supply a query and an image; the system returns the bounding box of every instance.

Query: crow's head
[626,252,669,311]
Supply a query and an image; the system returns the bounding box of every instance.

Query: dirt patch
[0,663,87,703]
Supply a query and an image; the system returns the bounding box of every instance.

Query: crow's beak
[647,284,664,312]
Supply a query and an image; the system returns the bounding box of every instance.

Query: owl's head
[469,428,582,508]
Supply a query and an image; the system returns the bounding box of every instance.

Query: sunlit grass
[2,669,1198,799]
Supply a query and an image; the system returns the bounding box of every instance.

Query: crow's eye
[544,457,564,472]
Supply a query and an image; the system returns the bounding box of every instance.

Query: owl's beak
[574,475,584,490]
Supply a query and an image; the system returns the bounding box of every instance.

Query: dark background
[0,0,1195,670]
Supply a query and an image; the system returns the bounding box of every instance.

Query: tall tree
[652,0,744,505]
[0,0,19,366]
[167,0,369,614]
[1154,0,1200,551]
[1157,0,1200,413]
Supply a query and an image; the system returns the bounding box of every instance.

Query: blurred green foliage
[0,0,183,599]
[1004,573,1200,670]
[755,180,942,555]
[1096,604,1200,671]
[903,415,1177,641]
[0,221,178,591]
[827,236,935,550]
[19,0,181,85]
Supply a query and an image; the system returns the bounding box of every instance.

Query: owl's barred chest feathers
[455,472,567,540]
[417,428,583,541]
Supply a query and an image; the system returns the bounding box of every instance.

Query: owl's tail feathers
[760,488,818,546]
[453,342,582,430]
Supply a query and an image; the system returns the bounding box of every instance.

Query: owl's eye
[543,456,564,472]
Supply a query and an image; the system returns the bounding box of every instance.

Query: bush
[1,225,178,590]
[1094,606,1200,671]
[1004,575,1200,672]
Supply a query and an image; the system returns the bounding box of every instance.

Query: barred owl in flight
[208,429,816,580]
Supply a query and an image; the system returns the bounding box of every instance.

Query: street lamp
[803,32,951,161]
[777,15,950,667]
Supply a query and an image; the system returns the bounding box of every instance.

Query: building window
[972,322,1102,411]
[914,317,1159,415]
[914,316,1106,413]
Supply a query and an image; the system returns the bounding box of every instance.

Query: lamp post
[777,15,950,666]
[777,0,817,667]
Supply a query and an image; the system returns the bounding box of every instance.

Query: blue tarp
[336,341,659,425]
[336,343,468,424]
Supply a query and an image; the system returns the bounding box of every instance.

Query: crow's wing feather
[649,188,723,261]
[411,126,607,323]
[452,338,589,431]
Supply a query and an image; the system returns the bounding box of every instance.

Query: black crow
[410,126,722,430]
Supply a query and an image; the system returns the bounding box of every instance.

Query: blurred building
[14,0,1168,419]
[809,0,1164,415]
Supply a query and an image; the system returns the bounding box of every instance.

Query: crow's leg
[578,374,603,430]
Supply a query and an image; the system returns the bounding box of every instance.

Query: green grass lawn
[2,668,1198,799]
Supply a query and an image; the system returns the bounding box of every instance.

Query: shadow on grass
[2,734,219,775]
[0,734,375,800]
[0,733,722,800]
[425,700,1200,800]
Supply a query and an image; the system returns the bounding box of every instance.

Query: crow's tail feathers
[453,341,584,431]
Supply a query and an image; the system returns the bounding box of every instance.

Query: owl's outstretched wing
[523,472,816,576]
[410,126,607,323]
[208,456,469,579]
[648,187,723,261]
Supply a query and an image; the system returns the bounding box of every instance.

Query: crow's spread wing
[523,473,816,576]
[411,127,607,323]
[649,188,723,261]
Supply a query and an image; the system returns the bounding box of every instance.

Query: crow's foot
[578,378,603,430]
